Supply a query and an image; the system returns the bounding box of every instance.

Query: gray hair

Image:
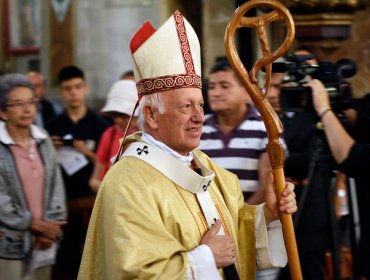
[137,92,166,131]
[0,73,35,109]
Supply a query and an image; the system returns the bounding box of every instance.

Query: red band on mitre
[136,73,201,97]
[130,21,156,54]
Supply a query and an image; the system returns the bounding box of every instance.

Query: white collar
[122,141,214,194]
[0,121,47,145]
[141,132,194,166]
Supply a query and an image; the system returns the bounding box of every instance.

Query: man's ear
[142,105,158,130]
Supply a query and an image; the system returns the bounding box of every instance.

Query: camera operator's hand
[306,79,331,115]
[306,79,355,163]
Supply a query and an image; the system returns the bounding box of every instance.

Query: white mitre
[130,10,202,97]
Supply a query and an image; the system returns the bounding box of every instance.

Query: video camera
[273,53,357,114]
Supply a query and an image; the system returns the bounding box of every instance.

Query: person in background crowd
[0,73,67,280]
[199,58,271,205]
[26,71,62,127]
[46,65,109,199]
[78,10,297,280]
[309,78,370,280]
[120,70,135,81]
[89,80,139,193]
[45,65,109,279]
[273,48,349,280]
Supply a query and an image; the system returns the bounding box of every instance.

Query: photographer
[308,78,370,280]
[271,71,331,280]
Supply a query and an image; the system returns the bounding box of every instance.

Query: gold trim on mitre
[130,10,202,97]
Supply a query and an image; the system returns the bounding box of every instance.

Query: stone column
[202,0,235,75]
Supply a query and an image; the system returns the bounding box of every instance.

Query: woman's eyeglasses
[6,98,39,109]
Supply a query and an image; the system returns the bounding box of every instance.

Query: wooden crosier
[225,1,303,279]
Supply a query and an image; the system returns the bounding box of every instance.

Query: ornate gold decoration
[291,12,355,41]
[276,0,370,41]
[279,0,369,12]
[293,13,354,26]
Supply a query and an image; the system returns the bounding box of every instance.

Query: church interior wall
[1,1,370,105]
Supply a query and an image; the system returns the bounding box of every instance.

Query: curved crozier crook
[250,9,295,85]
[226,0,294,95]
[225,0,295,138]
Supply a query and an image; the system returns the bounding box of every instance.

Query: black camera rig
[272,53,357,114]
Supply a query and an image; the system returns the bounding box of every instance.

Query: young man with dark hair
[46,65,109,278]
[46,65,109,199]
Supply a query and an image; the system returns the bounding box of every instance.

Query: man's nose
[192,106,205,122]
[209,85,222,96]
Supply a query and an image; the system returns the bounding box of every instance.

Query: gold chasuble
[78,134,257,279]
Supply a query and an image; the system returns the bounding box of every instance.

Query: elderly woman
[0,73,67,280]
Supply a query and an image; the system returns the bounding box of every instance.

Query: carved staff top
[224,0,302,279]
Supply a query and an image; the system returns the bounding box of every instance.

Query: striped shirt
[199,106,268,193]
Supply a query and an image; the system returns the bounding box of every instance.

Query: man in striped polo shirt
[199,58,271,205]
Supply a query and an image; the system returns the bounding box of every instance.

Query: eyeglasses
[6,98,39,109]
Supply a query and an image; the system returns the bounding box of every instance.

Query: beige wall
[1,1,370,99]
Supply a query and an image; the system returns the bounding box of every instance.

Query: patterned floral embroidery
[174,10,195,75]
[137,74,201,96]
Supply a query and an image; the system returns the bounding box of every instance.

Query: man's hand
[200,220,236,268]
[73,140,96,162]
[50,135,64,149]
[264,173,297,224]
[306,79,331,115]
